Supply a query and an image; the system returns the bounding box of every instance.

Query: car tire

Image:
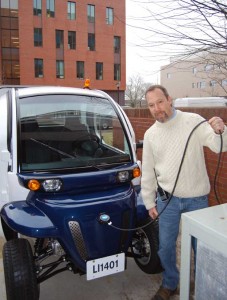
[3,238,39,300]
[1,217,18,241]
[131,219,163,274]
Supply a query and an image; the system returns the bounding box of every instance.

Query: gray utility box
[180,204,227,300]
[196,240,227,300]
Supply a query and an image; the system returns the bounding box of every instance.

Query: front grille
[68,221,88,260]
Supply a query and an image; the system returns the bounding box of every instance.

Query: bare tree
[125,74,151,107]
[128,0,227,65]
[129,0,226,54]
[127,0,227,93]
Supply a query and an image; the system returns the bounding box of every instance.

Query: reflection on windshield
[19,94,131,172]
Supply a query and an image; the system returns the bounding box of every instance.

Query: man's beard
[155,112,169,123]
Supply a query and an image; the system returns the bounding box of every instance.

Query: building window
[88,33,95,51]
[192,67,197,74]
[2,60,20,81]
[33,0,42,16]
[2,29,19,47]
[67,1,76,20]
[106,7,113,25]
[114,64,121,81]
[1,0,18,17]
[96,62,103,80]
[114,36,120,53]
[56,30,64,48]
[222,79,227,86]
[77,61,84,79]
[34,58,43,77]
[46,0,55,17]
[205,64,213,71]
[34,28,42,47]
[201,81,206,88]
[87,4,95,23]
[198,81,206,88]
[68,31,76,49]
[56,60,64,78]
[192,83,195,88]
[167,73,171,79]
[210,80,216,87]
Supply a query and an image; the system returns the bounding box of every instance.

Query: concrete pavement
[0,223,183,300]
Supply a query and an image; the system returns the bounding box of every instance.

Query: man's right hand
[149,206,159,219]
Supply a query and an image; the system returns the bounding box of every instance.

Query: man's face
[146,88,173,123]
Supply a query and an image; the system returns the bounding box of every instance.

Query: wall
[124,107,227,206]
[16,1,126,92]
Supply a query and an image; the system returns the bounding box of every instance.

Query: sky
[125,0,167,84]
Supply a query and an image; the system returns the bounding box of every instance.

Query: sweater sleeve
[197,121,227,153]
[141,130,157,210]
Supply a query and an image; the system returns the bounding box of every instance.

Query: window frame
[56,29,64,49]
[87,4,95,23]
[114,36,120,53]
[106,7,113,25]
[33,0,42,16]
[76,61,84,79]
[67,1,76,20]
[34,28,43,47]
[34,58,44,78]
[68,31,76,49]
[96,62,103,80]
[114,64,121,81]
[88,33,95,51]
[56,60,64,79]
[46,0,55,17]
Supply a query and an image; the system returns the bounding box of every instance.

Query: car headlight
[117,171,130,182]
[42,179,62,192]
[27,178,62,192]
[117,167,141,183]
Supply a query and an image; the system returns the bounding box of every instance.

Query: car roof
[0,85,107,99]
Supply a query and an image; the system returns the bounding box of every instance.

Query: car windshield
[18,94,132,172]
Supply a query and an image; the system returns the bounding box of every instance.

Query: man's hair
[145,85,169,99]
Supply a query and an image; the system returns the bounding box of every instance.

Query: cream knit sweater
[141,110,227,210]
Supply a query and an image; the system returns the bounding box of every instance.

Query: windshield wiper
[30,138,75,159]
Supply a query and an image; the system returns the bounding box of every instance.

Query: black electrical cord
[213,131,223,204]
[108,119,224,231]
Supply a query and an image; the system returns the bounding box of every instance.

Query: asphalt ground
[0,223,187,300]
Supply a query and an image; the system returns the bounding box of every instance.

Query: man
[141,85,227,300]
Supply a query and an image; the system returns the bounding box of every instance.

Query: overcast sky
[126,0,165,84]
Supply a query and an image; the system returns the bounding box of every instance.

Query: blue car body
[1,86,157,284]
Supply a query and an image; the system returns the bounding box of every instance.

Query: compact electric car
[0,86,161,300]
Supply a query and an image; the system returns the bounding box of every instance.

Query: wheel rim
[132,228,151,265]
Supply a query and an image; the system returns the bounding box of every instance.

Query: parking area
[0,222,185,300]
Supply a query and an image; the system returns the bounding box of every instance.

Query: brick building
[0,0,126,103]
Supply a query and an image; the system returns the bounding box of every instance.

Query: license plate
[86,253,125,280]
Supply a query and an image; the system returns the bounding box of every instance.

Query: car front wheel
[3,238,39,300]
[131,219,163,274]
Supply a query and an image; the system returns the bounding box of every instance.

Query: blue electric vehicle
[0,86,161,300]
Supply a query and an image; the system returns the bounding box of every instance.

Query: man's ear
[167,96,173,105]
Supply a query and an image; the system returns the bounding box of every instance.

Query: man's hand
[208,117,225,134]
[149,206,159,219]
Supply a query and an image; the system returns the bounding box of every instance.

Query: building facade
[0,0,126,103]
[160,52,227,99]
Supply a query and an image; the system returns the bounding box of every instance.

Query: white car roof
[16,86,107,99]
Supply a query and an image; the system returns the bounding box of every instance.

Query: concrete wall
[124,107,227,206]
